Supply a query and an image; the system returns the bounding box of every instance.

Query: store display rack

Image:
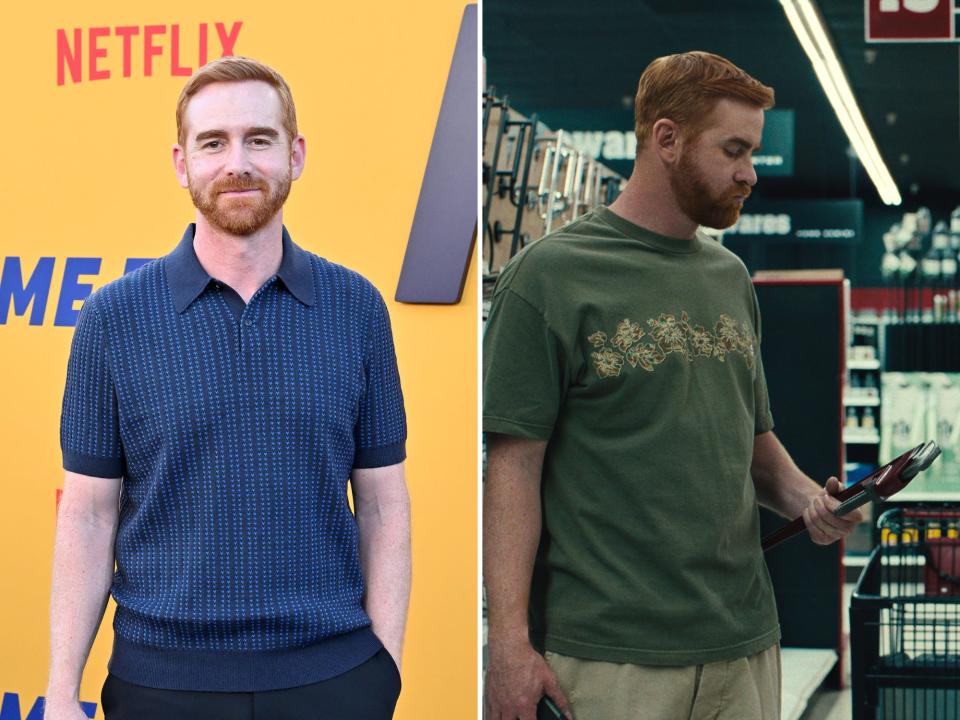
[481,89,625,290]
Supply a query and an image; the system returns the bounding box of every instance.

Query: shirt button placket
[239,314,253,355]
[240,280,271,355]
[240,295,257,355]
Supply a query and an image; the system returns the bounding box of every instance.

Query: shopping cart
[851,506,960,720]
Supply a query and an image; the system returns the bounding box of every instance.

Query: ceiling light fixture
[780,0,902,205]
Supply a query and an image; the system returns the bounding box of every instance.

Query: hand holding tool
[762,441,941,551]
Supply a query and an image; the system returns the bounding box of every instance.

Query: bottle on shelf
[916,207,932,248]
[897,250,919,323]
[900,214,918,250]
[862,407,876,430]
[931,222,953,323]
[950,205,960,240]
[898,248,918,278]
[921,227,942,283]
[881,229,900,286]
[846,407,860,429]
[934,221,954,284]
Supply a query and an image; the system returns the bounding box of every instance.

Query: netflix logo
[56,22,243,85]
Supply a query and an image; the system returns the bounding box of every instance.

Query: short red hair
[176,56,298,147]
[634,51,774,150]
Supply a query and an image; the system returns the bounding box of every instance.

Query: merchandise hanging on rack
[481,89,626,290]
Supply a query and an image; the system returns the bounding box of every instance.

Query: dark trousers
[101,648,401,720]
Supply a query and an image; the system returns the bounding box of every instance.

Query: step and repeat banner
[0,2,477,717]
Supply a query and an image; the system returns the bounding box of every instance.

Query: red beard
[669,150,750,230]
[188,172,291,236]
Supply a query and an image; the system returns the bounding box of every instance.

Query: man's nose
[223,141,253,176]
[735,158,757,188]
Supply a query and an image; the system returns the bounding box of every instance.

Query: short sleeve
[483,287,566,440]
[751,289,775,435]
[753,350,775,434]
[353,291,407,469]
[60,299,124,477]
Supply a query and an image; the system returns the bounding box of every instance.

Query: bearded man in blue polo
[46,56,409,720]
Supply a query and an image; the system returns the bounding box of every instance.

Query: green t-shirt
[483,206,780,666]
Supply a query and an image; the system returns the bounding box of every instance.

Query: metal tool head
[873,441,940,498]
[901,440,941,481]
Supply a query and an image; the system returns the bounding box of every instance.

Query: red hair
[634,51,774,150]
[176,56,297,146]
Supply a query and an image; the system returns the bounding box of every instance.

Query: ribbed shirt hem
[62,450,124,478]
[353,440,406,468]
[108,626,382,691]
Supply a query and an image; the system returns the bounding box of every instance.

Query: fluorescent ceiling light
[780,0,902,206]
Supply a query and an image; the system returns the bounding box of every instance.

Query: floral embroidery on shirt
[685,320,716,360]
[647,313,686,354]
[625,342,666,372]
[587,331,607,348]
[589,312,756,377]
[714,315,740,356]
[612,319,646,350]
[592,347,625,378]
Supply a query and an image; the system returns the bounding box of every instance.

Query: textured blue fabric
[59,225,407,691]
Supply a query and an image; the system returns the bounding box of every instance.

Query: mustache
[212,177,267,194]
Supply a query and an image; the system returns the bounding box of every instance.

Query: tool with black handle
[537,696,564,719]
[762,441,941,552]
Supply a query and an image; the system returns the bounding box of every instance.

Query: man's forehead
[701,98,764,141]
[184,80,284,136]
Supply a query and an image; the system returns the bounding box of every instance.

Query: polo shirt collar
[166,224,315,313]
[276,226,315,307]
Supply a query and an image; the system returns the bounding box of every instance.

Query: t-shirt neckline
[594,206,703,255]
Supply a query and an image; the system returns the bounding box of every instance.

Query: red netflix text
[56,22,243,85]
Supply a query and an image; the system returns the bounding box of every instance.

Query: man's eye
[202,140,223,150]
[725,148,743,158]
[250,138,272,146]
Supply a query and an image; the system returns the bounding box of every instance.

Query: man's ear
[290,135,306,181]
[173,144,189,189]
[651,118,681,164]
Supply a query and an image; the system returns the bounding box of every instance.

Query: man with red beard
[47,57,409,720]
[483,51,861,720]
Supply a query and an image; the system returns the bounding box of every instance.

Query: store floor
[800,687,852,720]
[797,582,855,720]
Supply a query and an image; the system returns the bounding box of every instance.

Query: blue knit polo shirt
[60,224,407,692]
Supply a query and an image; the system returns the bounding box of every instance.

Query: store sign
[866,0,956,42]
[724,199,863,244]
[754,110,794,177]
[567,130,636,162]
[563,109,794,177]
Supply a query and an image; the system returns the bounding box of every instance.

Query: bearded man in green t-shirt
[483,51,863,720]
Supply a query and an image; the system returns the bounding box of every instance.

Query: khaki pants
[545,644,781,720]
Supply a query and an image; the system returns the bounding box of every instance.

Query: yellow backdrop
[0,2,477,717]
